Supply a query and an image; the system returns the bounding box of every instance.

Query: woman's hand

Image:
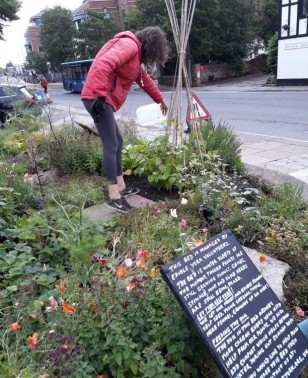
[160,100,168,116]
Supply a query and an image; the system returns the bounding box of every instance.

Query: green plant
[259,181,307,219]
[193,121,244,172]
[231,55,245,75]
[267,31,278,76]
[44,175,106,210]
[45,124,102,175]
[123,136,185,190]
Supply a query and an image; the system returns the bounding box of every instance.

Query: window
[300,0,308,17]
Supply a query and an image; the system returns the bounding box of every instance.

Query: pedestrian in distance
[40,76,48,94]
[81,26,169,213]
[40,75,52,103]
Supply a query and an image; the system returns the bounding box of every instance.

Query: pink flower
[45,306,53,314]
[42,263,48,271]
[160,201,166,208]
[49,296,58,309]
[139,198,147,206]
[180,219,188,228]
[295,306,305,317]
[153,205,159,213]
[9,323,21,332]
[136,250,143,260]
[99,256,107,265]
[202,227,208,233]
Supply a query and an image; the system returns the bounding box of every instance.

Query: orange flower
[193,239,202,247]
[142,250,149,259]
[62,303,76,314]
[56,283,65,294]
[9,323,21,332]
[96,375,104,378]
[28,332,39,349]
[259,254,266,263]
[136,257,145,268]
[149,268,157,278]
[115,267,126,278]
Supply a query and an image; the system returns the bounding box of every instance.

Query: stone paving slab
[241,154,273,166]
[290,168,308,183]
[253,149,298,160]
[82,194,155,222]
[243,247,289,302]
[245,141,288,150]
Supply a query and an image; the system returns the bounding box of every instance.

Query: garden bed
[0,116,307,377]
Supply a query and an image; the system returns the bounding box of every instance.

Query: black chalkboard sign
[161,230,308,378]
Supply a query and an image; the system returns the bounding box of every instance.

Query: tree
[123,0,177,71]
[124,0,257,65]
[0,0,21,40]
[40,6,76,71]
[267,31,278,76]
[76,10,120,59]
[190,0,256,64]
[257,0,279,47]
[25,51,49,75]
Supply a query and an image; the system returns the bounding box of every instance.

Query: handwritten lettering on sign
[161,231,308,378]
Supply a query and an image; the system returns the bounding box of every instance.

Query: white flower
[170,209,177,218]
[181,198,188,205]
[124,258,133,268]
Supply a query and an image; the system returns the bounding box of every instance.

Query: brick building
[24,8,49,53]
[24,0,136,53]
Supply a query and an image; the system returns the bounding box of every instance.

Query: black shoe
[106,197,133,213]
[121,186,140,197]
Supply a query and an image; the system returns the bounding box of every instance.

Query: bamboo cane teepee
[165,0,203,150]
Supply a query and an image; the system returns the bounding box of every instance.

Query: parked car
[0,84,43,127]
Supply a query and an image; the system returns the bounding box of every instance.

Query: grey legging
[83,99,123,184]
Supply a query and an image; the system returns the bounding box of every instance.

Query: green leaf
[130,363,138,374]
[0,262,9,271]
[115,352,122,366]
[3,254,16,265]
[6,285,18,293]
[8,267,22,278]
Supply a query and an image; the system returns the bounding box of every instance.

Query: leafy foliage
[76,10,120,60]
[40,6,76,71]
[24,51,49,75]
[267,32,278,76]
[0,0,21,40]
[45,124,102,175]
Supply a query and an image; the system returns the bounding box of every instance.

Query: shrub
[267,32,278,76]
[192,121,244,172]
[45,124,102,175]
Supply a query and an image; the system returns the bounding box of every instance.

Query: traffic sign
[186,92,210,123]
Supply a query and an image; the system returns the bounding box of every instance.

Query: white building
[277,0,308,85]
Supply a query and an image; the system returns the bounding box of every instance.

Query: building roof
[29,7,49,23]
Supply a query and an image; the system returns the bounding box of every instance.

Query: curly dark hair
[135,26,169,66]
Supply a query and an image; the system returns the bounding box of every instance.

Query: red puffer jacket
[81,31,163,112]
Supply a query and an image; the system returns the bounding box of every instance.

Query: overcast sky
[0,0,82,68]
